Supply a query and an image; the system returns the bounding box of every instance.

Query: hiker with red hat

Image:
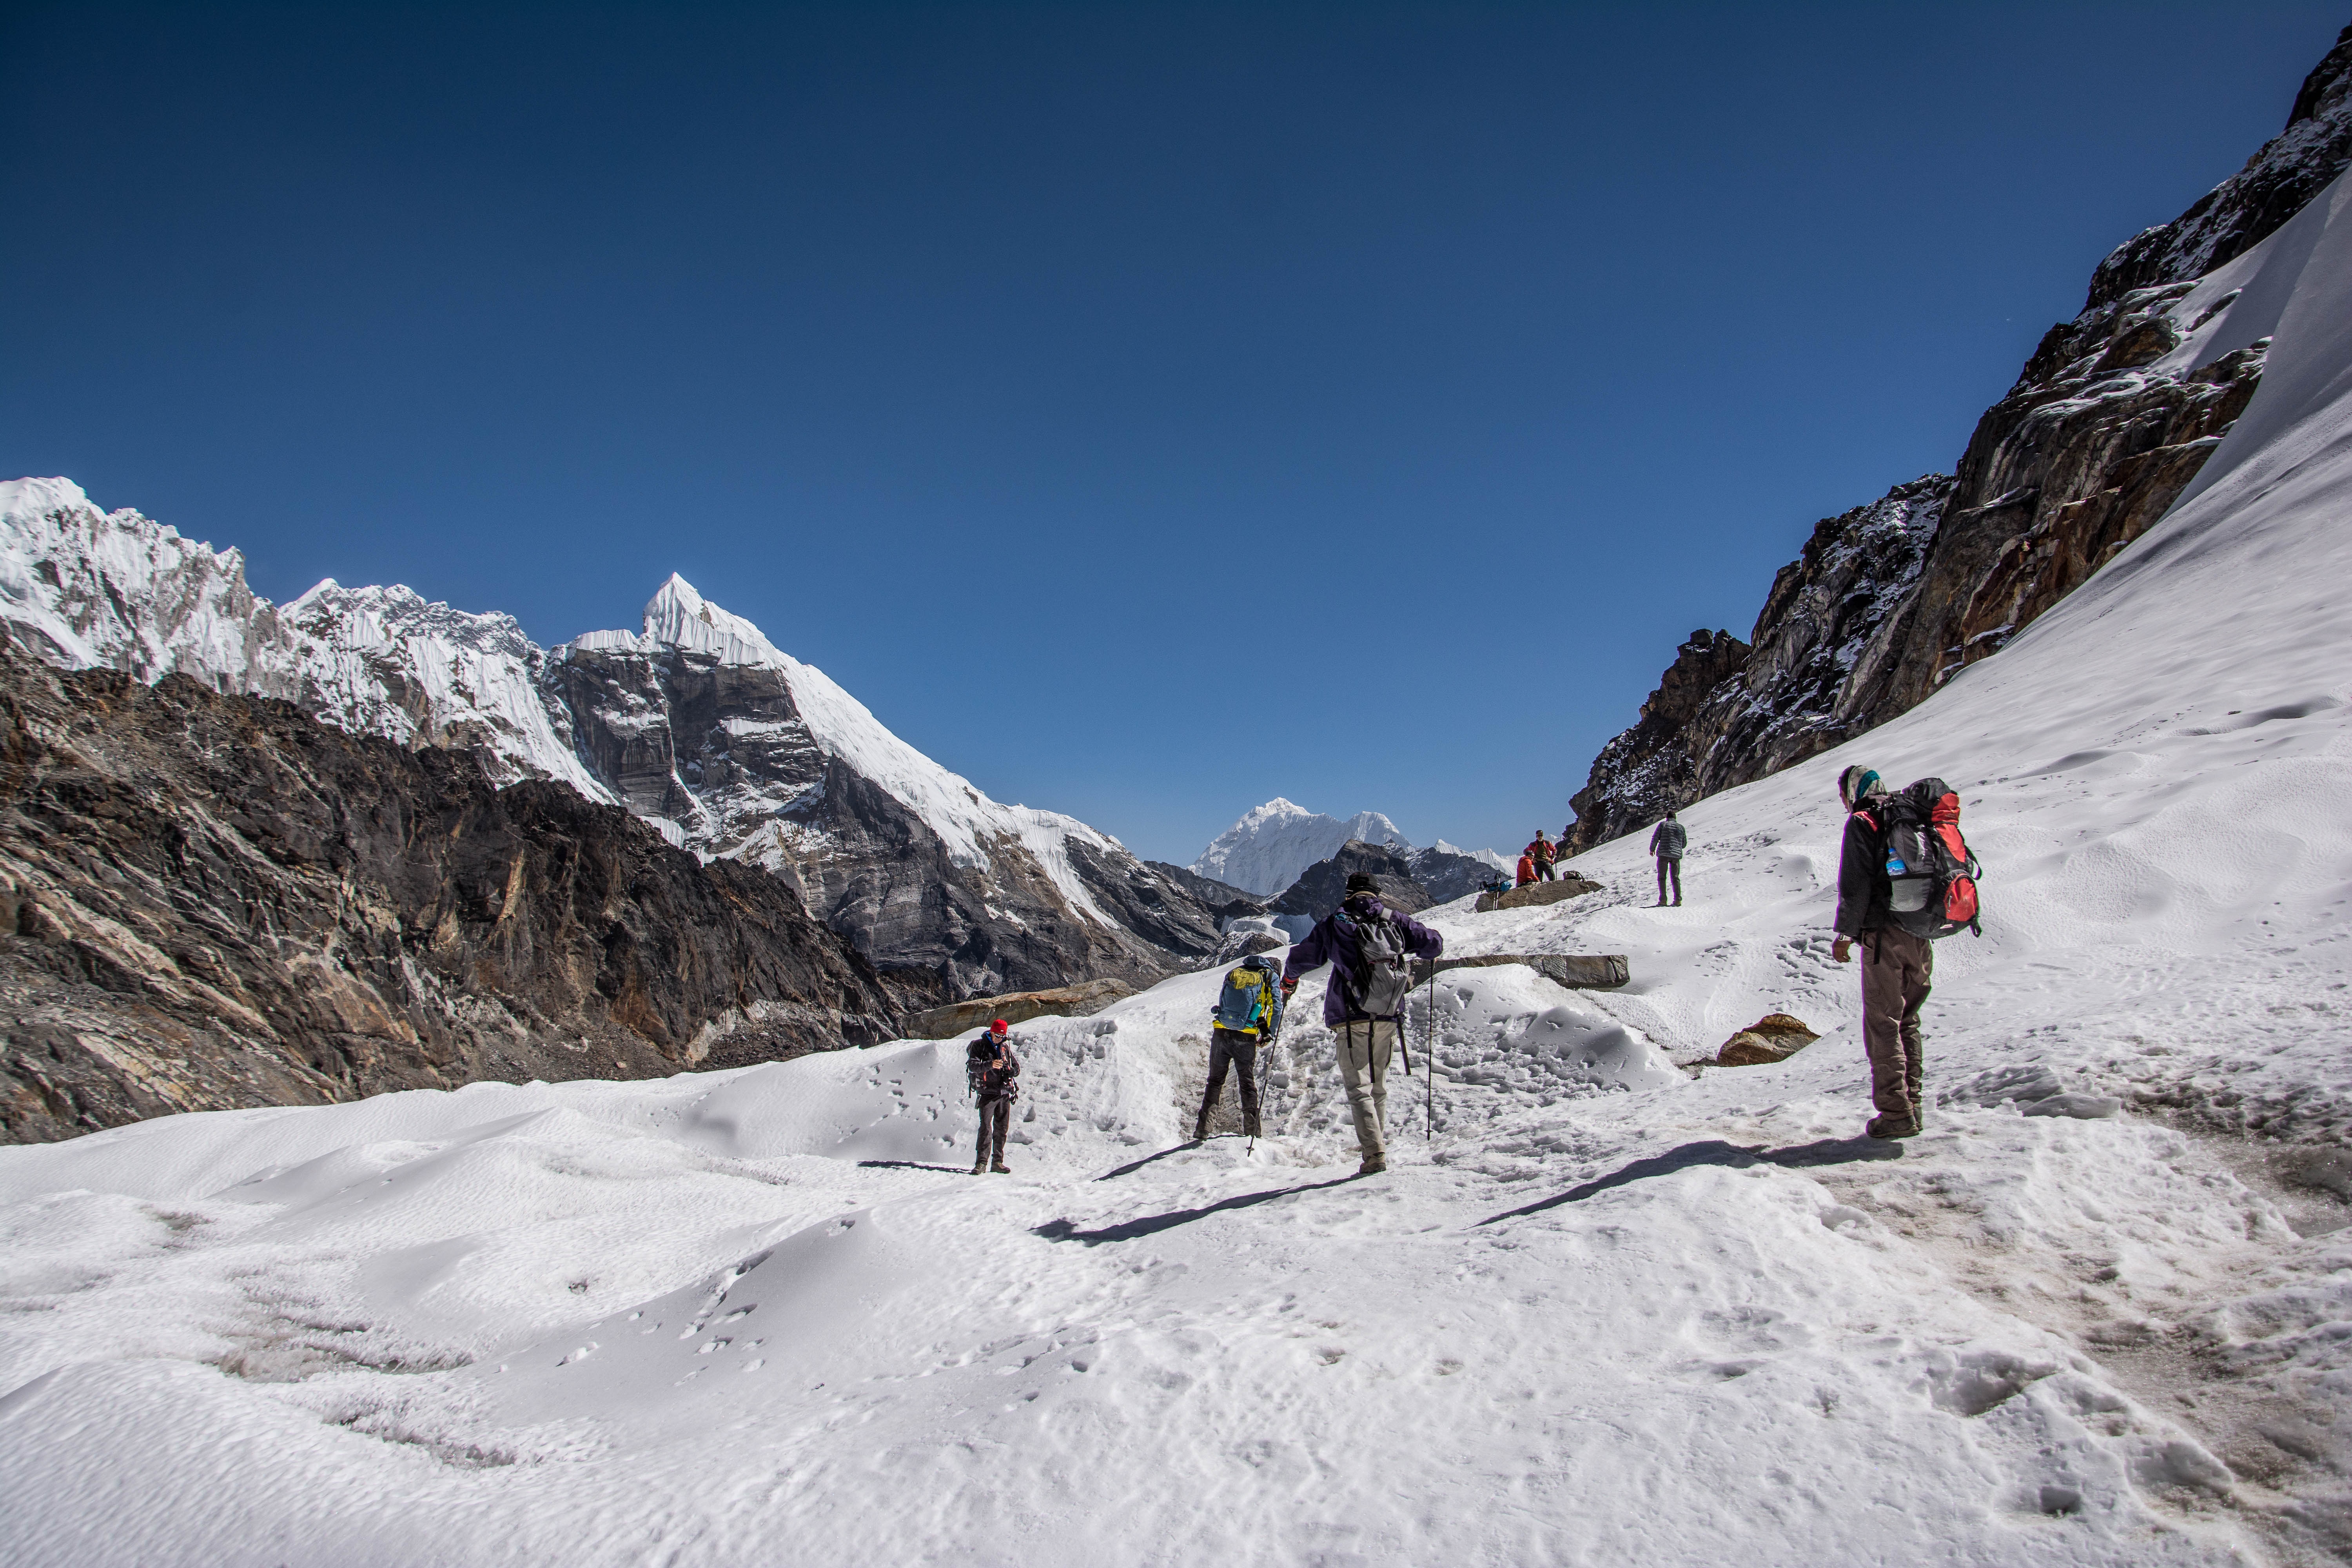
[966,1018,1022,1174]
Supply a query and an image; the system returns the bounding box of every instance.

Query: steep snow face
[1190,797,1412,895]
[0,482,612,804]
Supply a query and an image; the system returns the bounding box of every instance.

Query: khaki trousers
[1336,1020,1397,1158]
[1860,926,1933,1119]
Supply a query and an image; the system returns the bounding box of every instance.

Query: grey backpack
[1335,907,1412,1018]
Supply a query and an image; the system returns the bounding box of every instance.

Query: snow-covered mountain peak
[1191,798,1414,896]
[638,572,789,667]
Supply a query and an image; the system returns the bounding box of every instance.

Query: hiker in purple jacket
[1280,873,1444,1176]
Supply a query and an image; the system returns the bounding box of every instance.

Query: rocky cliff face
[1565,26,2352,852]
[0,488,1223,1004]
[0,655,901,1145]
[1271,841,1434,922]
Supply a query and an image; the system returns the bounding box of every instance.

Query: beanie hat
[990,1018,1009,1033]
[1345,872,1379,894]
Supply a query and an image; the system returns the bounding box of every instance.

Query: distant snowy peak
[1190,798,1412,896]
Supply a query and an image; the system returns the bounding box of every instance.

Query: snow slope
[5,177,2351,1568]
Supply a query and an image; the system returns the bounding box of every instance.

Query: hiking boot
[991,1161,1011,1174]
[1865,1114,1922,1140]
[971,1161,987,1175]
[1357,1153,1387,1176]
[1243,1109,1263,1139]
[1672,898,1682,906]
[1192,1113,1210,1143]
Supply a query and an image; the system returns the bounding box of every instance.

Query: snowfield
[5,176,2352,1568]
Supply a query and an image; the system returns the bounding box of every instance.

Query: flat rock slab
[907,978,1134,1040]
[1418,953,1630,991]
[1475,875,1604,913]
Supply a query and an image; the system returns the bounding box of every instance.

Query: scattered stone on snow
[1711,1014,1822,1067]
[1473,874,1604,913]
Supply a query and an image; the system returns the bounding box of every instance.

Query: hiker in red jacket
[1523,829,1559,882]
[1514,853,1537,887]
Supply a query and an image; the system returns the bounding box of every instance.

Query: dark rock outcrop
[1565,27,2352,852]
[1404,846,1507,904]
[1564,629,1751,853]
[1270,841,1433,921]
[0,656,900,1145]
[552,639,1224,1004]
[1143,861,1267,926]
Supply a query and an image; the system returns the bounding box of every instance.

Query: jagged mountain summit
[1189,798,1505,899]
[0,484,1220,1002]
[1190,798,1409,896]
[1564,22,2352,854]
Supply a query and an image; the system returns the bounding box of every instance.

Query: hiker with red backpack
[1832,766,1982,1140]
[1280,872,1444,1176]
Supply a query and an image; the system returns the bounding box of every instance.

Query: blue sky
[4,2,2343,863]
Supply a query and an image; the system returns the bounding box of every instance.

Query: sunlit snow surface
[5,177,2352,1565]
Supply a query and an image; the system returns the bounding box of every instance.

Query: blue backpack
[1213,957,1285,1037]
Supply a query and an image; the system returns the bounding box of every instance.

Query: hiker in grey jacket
[1649,811,1687,906]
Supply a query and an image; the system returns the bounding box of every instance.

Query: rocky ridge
[1565,25,2352,853]
[0,485,1223,1003]
[0,654,901,1145]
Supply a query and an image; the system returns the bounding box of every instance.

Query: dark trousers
[1199,1027,1262,1129]
[975,1096,1012,1166]
[1534,860,1556,881]
[1860,926,1932,1119]
[1655,856,1681,902]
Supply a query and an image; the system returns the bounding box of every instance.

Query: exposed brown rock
[903,978,1134,1040]
[0,656,901,1144]
[1473,875,1604,913]
[1713,1014,1820,1067]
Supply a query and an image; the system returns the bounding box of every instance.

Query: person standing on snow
[1649,809,1687,906]
[967,1019,1022,1174]
[1831,767,1927,1139]
[1196,954,1284,1141]
[1280,873,1444,1176]
[1523,829,1559,882]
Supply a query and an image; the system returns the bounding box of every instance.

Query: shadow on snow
[1035,1176,1360,1245]
[1476,1137,1904,1227]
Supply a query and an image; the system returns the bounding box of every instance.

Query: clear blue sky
[4,2,2343,863]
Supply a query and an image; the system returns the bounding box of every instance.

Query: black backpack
[1876,778,1982,939]
[1331,905,1413,1018]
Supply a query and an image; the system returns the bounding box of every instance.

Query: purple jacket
[1282,895,1445,1025]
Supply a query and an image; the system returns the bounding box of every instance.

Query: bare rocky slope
[1566,24,2352,853]
[0,487,1224,1004]
[0,655,902,1144]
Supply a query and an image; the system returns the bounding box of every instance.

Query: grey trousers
[1336,1019,1398,1158]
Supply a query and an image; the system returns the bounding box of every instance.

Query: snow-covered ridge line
[0,480,1140,943]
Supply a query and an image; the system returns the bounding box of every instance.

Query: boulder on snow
[1712,1013,1821,1066]
[905,979,1134,1040]
[1418,953,1630,991]
[1474,874,1604,913]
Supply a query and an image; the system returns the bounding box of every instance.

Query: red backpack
[1877,778,1982,939]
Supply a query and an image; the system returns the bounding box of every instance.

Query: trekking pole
[1425,961,1436,1142]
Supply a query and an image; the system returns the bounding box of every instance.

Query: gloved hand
[1279,976,1298,995]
